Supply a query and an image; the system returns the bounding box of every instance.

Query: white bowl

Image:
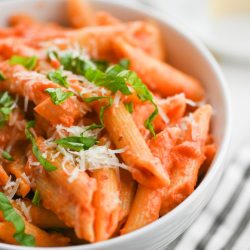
[0,0,231,249]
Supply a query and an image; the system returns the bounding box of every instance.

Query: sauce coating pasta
[0,0,215,246]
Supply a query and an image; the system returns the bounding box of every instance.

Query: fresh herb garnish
[32,190,41,207]
[25,121,57,172]
[0,91,15,127]
[92,60,109,72]
[2,151,14,161]
[83,96,113,125]
[124,102,133,114]
[119,58,130,69]
[47,70,69,88]
[9,56,37,70]
[0,71,6,81]
[56,52,158,135]
[85,123,103,131]
[55,136,97,151]
[45,88,73,105]
[0,192,35,246]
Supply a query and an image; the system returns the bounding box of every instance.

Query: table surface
[220,60,250,156]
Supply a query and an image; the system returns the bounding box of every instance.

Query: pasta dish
[0,0,216,247]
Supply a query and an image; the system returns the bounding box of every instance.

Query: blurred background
[136,0,250,156]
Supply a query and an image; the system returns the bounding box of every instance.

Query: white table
[220,60,250,156]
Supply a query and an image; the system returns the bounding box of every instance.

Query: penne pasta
[122,21,166,61]
[119,169,137,224]
[121,185,161,235]
[113,37,205,101]
[0,1,216,246]
[160,105,212,215]
[95,11,121,26]
[90,168,121,241]
[5,146,31,197]
[103,103,170,189]
[67,0,96,28]
[28,137,97,242]
[0,165,8,186]
[0,222,70,247]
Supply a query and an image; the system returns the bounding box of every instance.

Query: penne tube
[5,147,31,197]
[113,37,205,101]
[122,21,166,61]
[121,185,161,235]
[95,11,121,26]
[0,222,70,247]
[103,103,170,189]
[160,105,212,215]
[34,97,86,127]
[0,109,26,149]
[0,38,42,60]
[13,199,67,229]
[133,93,187,138]
[29,137,97,242]
[119,169,137,223]
[90,168,121,242]
[67,24,126,60]
[67,0,96,28]
[0,165,9,186]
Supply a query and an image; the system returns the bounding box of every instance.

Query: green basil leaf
[0,71,6,81]
[9,56,37,70]
[85,123,103,131]
[47,70,69,88]
[124,102,133,114]
[25,122,57,172]
[99,97,113,126]
[2,151,14,161]
[32,190,41,207]
[144,103,158,137]
[55,136,97,151]
[119,59,130,69]
[82,96,107,103]
[0,192,35,246]
[45,88,73,105]
[92,60,109,72]
[0,91,15,127]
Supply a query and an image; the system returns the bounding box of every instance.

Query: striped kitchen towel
[167,142,250,250]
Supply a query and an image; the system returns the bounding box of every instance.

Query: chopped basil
[45,88,73,105]
[144,103,158,136]
[82,96,107,103]
[0,192,35,246]
[55,136,97,151]
[83,96,113,125]
[124,102,133,114]
[9,56,37,70]
[0,91,15,127]
[47,70,69,88]
[92,60,109,72]
[32,190,41,207]
[0,71,6,81]
[119,59,130,69]
[56,51,157,135]
[85,123,103,131]
[25,121,57,172]
[2,151,14,161]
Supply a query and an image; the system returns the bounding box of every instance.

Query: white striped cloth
[167,143,250,250]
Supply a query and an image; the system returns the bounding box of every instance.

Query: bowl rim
[0,0,232,249]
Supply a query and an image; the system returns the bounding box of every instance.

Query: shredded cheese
[3,177,21,199]
[15,199,32,222]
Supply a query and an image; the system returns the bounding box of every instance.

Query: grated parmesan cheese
[43,125,128,183]
[113,91,121,107]
[3,177,21,199]
[15,199,32,222]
